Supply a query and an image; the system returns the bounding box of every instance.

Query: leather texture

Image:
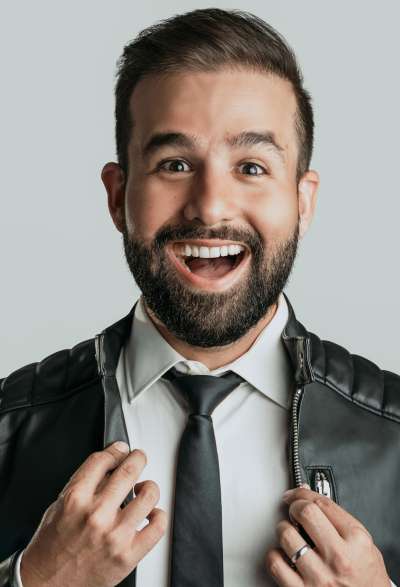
[0,549,22,587]
[0,292,399,585]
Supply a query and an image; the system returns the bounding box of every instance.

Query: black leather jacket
[1,293,399,586]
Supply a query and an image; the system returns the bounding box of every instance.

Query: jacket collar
[95,291,314,387]
[281,292,314,386]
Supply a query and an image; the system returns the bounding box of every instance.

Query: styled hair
[114,8,314,185]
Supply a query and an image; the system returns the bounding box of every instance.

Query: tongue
[186,256,235,279]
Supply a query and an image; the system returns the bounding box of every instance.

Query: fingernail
[113,441,130,453]
[301,483,311,489]
[282,489,295,502]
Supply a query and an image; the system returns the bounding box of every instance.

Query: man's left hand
[265,485,391,586]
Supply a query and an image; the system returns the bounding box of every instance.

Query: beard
[121,215,299,348]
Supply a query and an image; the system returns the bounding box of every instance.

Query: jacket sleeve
[12,551,24,587]
[0,549,24,587]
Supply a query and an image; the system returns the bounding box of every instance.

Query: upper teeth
[175,243,245,258]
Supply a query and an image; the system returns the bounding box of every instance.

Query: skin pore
[101,67,319,370]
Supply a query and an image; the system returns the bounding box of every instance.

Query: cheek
[251,191,298,241]
[125,182,180,240]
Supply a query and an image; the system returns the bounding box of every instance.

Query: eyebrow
[141,130,286,164]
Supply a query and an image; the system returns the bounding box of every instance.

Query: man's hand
[265,485,391,586]
[20,442,167,587]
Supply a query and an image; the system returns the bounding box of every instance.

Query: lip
[166,244,251,291]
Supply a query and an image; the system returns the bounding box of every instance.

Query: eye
[238,162,268,176]
[157,159,191,173]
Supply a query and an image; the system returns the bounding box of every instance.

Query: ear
[101,162,126,233]
[297,169,320,239]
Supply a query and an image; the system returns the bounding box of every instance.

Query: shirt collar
[123,291,294,409]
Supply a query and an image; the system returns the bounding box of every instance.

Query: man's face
[103,68,318,348]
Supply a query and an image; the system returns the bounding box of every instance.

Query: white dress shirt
[117,290,293,586]
[14,291,396,586]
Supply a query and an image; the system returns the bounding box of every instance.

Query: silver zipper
[289,336,334,499]
[291,385,304,487]
[290,337,311,488]
[315,470,332,498]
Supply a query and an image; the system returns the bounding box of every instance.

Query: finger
[118,480,161,532]
[312,494,372,542]
[94,470,113,495]
[276,519,327,583]
[283,488,367,539]
[266,547,304,586]
[96,449,148,514]
[59,441,131,499]
[288,498,346,562]
[131,507,168,562]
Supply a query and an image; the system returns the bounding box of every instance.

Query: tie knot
[163,367,244,416]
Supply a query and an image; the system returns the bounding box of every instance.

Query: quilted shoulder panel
[308,331,400,422]
[0,338,99,412]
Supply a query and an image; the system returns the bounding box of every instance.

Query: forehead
[128,68,298,159]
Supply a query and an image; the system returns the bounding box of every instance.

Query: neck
[142,299,279,370]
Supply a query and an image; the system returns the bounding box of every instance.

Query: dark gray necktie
[162,366,244,587]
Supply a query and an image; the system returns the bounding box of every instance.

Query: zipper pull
[315,470,331,498]
[295,337,312,385]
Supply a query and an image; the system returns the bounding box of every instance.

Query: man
[0,7,398,587]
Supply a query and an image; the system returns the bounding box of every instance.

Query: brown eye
[159,159,190,173]
[239,162,267,176]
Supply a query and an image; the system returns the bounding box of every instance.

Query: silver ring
[290,544,311,565]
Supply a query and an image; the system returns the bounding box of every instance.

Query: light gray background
[1,1,398,375]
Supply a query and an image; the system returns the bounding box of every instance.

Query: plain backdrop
[1,1,399,375]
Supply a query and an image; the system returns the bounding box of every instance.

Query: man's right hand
[19,442,167,587]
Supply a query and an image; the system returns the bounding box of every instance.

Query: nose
[182,164,241,226]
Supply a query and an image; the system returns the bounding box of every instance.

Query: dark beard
[121,218,299,348]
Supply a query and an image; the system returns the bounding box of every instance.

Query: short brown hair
[114,8,314,185]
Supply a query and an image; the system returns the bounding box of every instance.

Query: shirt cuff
[13,549,25,587]
[390,581,397,587]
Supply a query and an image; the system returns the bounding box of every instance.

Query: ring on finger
[290,543,312,565]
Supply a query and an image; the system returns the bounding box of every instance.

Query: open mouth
[181,249,245,276]
[166,242,251,290]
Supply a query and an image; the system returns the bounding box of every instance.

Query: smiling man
[109,68,306,362]
[1,7,399,587]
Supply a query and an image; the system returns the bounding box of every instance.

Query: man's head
[102,8,319,349]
